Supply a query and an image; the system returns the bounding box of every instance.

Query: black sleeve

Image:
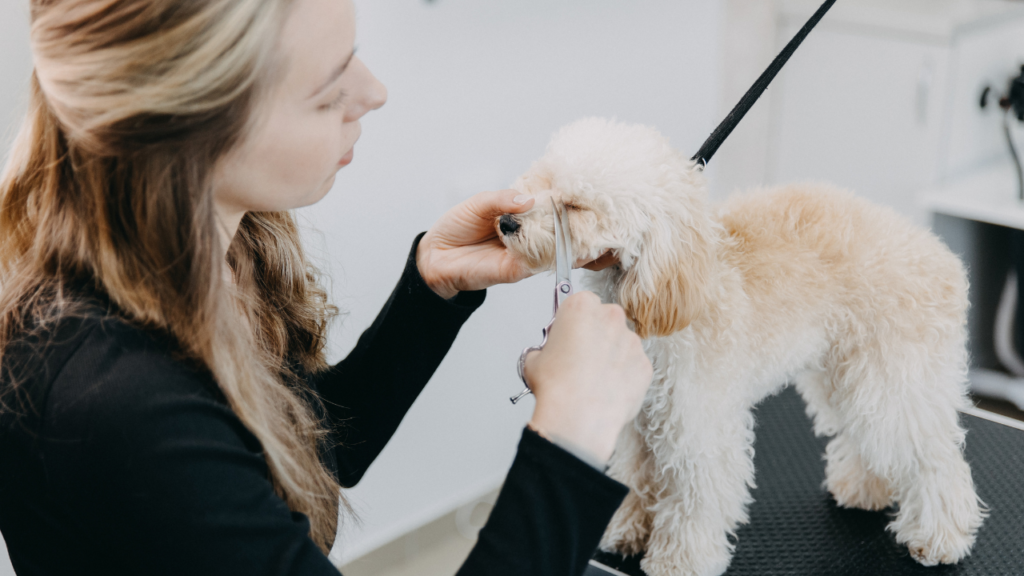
[310,233,486,487]
[458,428,630,576]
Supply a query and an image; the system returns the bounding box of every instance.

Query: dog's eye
[564,203,582,212]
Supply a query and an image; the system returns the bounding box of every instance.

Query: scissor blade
[553,199,572,284]
[559,202,574,283]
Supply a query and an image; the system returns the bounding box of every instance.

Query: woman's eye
[319,91,347,112]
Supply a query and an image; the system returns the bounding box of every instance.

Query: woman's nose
[345,58,388,121]
[499,214,520,235]
[365,73,387,112]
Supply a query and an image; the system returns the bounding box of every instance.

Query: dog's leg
[830,339,984,566]
[639,392,756,576]
[600,421,656,556]
[795,371,892,510]
[824,432,893,510]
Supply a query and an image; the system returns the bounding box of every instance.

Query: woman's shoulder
[61,310,220,399]
[48,312,255,451]
[1,298,271,528]
[4,296,230,443]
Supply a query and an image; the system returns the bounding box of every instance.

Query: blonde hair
[1,0,344,552]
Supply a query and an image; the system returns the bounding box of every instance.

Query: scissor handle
[512,318,555,404]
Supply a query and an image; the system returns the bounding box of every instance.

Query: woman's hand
[417,189,536,299]
[523,292,653,465]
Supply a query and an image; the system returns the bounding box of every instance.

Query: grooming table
[585,386,1024,576]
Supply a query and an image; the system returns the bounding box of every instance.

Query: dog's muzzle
[499,214,520,235]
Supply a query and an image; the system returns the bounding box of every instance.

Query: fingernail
[513,194,530,205]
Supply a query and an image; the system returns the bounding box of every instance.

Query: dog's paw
[825,451,892,511]
[639,548,731,576]
[900,526,977,566]
[640,525,734,576]
[599,492,651,556]
[599,526,647,557]
[826,468,892,511]
[892,493,984,566]
[599,531,646,557]
[888,462,986,567]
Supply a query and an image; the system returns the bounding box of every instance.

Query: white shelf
[921,162,1024,230]
[781,0,1024,41]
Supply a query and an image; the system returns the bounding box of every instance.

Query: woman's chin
[314,174,337,202]
[286,177,337,211]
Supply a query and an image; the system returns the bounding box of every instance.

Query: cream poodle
[497,118,985,576]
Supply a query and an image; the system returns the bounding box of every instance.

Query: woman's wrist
[527,421,612,472]
[528,409,620,466]
[415,233,458,299]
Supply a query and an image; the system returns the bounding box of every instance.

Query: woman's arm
[457,427,630,576]
[310,232,486,487]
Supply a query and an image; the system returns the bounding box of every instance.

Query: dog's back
[716,183,969,335]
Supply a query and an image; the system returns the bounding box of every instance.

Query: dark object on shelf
[1008,65,1024,122]
[981,65,1024,118]
[590,386,1024,576]
[1012,230,1024,362]
[981,66,1024,200]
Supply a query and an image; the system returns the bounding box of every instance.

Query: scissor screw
[560,284,570,293]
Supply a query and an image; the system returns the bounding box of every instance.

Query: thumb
[466,189,536,219]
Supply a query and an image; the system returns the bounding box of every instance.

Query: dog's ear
[617,216,713,339]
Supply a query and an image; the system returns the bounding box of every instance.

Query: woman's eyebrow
[310,47,357,98]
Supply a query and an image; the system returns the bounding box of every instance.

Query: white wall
[0,0,723,570]
[712,0,782,199]
[0,1,31,165]
[0,3,31,573]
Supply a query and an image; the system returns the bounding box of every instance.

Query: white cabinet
[763,0,1024,224]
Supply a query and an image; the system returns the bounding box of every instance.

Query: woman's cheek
[279,124,335,181]
[303,117,345,168]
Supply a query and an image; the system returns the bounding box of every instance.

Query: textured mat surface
[592,386,1024,575]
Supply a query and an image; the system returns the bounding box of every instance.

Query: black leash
[692,0,838,168]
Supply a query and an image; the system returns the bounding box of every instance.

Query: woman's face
[213,0,387,222]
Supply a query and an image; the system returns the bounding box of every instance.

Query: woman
[0,0,653,575]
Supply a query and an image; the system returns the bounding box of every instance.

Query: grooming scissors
[511,199,574,404]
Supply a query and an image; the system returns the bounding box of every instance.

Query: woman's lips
[339,148,354,166]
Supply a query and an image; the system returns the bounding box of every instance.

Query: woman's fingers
[521,348,542,385]
[417,188,540,295]
[463,189,536,222]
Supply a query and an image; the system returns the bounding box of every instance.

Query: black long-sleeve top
[0,235,628,576]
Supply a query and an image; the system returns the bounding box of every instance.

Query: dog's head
[498,117,718,338]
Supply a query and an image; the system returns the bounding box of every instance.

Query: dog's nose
[499,214,520,235]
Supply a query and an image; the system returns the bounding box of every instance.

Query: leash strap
[692,0,838,168]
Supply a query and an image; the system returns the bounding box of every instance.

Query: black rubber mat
[592,386,1024,575]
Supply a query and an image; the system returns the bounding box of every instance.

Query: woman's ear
[617,216,713,339]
